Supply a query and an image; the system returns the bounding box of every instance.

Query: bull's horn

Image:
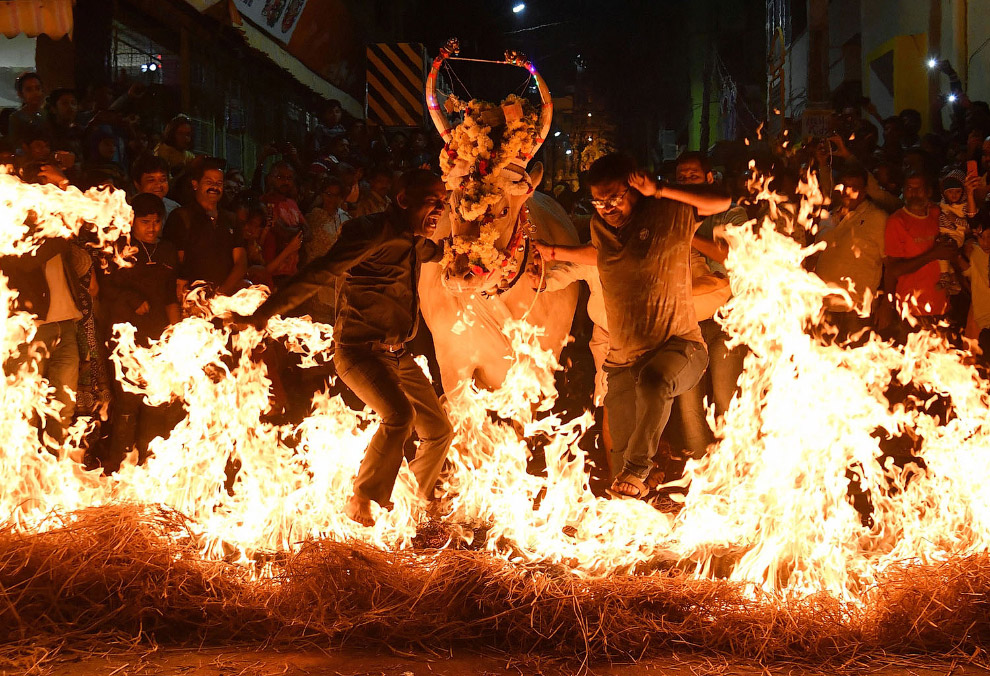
[426,38,459,143]
[504,50,553,163]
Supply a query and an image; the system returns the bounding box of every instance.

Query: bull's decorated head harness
[427,38,553,298]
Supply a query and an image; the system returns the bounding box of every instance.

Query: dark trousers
[105,385,180,472]
[604,336,708,481]
[334,345,453,506]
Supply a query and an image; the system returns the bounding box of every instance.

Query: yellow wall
[865,33,930,131]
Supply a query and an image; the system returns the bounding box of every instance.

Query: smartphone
[967,160,979,177]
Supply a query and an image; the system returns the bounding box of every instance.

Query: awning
[237,19,362,118]
[0,0,73,39]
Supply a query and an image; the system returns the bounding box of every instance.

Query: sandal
[606,470,650,500]
[645,465,666,492]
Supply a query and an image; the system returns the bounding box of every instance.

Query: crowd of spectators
[7,61,990,486]
[0,70,442,469]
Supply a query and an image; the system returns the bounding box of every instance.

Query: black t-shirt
[103,239,179,342]
[163,203,244,287]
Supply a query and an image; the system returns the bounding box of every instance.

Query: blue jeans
[7,320,79,444]
[334,345,453,506]
[604,336,708,480]
[674,318,745,458]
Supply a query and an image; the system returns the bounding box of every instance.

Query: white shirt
[815,199,887,311]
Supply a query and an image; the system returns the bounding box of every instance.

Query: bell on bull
[418,39,580,391]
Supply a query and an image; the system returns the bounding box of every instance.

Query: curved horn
[426,38,459,144]
[505,50,553,162]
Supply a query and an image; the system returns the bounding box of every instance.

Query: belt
[337,341,407,353]
[371,341,405,353]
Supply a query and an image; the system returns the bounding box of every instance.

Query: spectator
[132,154,180,219]
[155,115,196,176]
[306,174,350,260]
[8,72,47,147]
[2,228,88,442]
[260,160,306,286]
[963,225,990,357]
[388,131,410,170]
[46,88,83,161]
[349,165,392,218]
[812,163,887,342]
[935,170,973,295]
[82,129,127,188]
[223,168,247,209]
[16,126,55,173]
[238,204,273,288]
[408,129,432,169]
[345,119,373,168]
[101,193,180,469]
[672,151,742,464]
[306,99,345,161]
[883,172,952,326]
[899,108,923,149]
[163,158,247,297]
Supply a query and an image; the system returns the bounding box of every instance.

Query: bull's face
[441,162,543,296]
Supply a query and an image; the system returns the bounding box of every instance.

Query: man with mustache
[240,169,453,527]
[883,171,954,327]
[163,158,247,297]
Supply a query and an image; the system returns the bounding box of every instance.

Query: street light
[553,131,561,137]
[512,3,525,13]
[587,112,592,118]
[927,57,938,69]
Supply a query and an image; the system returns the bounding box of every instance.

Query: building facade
[769,0,990,135]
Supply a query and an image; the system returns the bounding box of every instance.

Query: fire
[3,168,990,604]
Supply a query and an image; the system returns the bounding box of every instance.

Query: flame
[3,170,990,605]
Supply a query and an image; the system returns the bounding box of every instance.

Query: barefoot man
[535,153,730,500]
[242,169,453,526]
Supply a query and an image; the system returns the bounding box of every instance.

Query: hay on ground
[1,506,988,671]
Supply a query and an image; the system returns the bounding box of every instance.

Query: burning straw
[1,506,988,671]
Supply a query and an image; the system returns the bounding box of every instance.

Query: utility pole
[807,0,829,106]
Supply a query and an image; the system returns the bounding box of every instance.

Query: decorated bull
[418,39,580,391]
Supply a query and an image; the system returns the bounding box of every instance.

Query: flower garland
[439,93,540,274]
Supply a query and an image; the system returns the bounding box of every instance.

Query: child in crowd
[937,171,972,294]
[101,193,180,470]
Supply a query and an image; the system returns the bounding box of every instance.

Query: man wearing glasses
[535,153,730,500]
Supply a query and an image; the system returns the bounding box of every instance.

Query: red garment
[884,205,947,316]
[261,192,305,278]
[261,192,305,230]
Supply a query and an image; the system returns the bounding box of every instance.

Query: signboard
[233,0,308,44]
[802,107,833,140]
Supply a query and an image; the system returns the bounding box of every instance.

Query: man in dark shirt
[163,158,247,297]
[243,169,452,526]
[102,193,180,470]
[538,154,730,500]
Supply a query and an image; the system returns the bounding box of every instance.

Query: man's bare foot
[344,494,375,527]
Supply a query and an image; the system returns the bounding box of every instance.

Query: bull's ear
[528,162,544,190]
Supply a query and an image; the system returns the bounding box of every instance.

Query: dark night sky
[392,0,766,156]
